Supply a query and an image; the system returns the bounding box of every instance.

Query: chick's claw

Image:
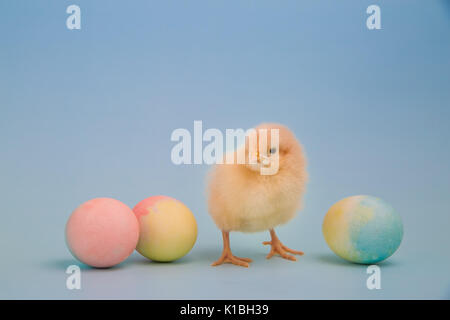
[211,253,252,268]
[264,241,296,261]
[235,256,253,262]
[212,231,252,267]
[263,229,304,261]
[281,244,304,256]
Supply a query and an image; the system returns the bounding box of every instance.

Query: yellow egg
[133,196,197,262]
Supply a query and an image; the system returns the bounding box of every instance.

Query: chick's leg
[263,229,304,261]
[211,231,252,268]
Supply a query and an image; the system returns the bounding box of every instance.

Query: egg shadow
[128,251,201,267]
[40,258,90,271]
[40,258,130,272]
[312,253,398,268]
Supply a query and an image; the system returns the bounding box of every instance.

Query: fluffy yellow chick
[207,123,308,267]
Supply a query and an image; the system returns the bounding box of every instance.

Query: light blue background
[1,0,449,299]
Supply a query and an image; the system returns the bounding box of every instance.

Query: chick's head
[244,123,305,176]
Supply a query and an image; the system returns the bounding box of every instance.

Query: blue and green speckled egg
[322,195,403,264]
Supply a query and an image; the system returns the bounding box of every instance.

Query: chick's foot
[211,251,252,268]
[263,229,304,261]
[212,231,252,268]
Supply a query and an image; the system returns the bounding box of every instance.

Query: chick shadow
[132,246,261,268]
[312,253,398,268]
[192,246,268,266]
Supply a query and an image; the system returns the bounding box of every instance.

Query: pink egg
[65,198,139,268]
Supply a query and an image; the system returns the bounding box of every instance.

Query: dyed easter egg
[65,198,139,268]
[133,196,197,262]
[322,195,403,264]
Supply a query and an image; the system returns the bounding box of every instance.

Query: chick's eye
[269,147,277,154]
